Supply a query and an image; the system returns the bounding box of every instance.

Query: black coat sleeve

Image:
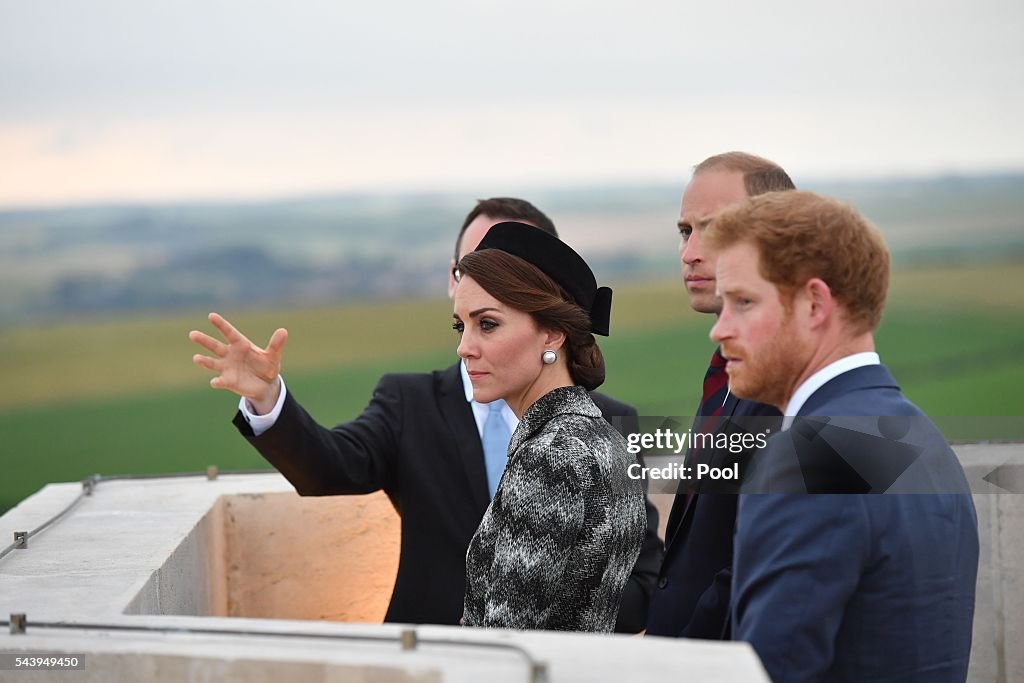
[233,374,403,498]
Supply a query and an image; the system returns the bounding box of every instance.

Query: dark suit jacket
[732,364,979,682]
[233,361,663,630]
[645,393,780,639]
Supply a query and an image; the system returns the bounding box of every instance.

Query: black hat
[473,221,613,336]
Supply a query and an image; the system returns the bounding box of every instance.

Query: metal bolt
[10,613,26,635]
[530,662,549,683]
[400,628,417,651]
[13,532,27,549]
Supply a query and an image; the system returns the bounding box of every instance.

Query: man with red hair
[707,190,978,682]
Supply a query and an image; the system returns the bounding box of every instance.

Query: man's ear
[805,278,834,328]
[447,258,457,300]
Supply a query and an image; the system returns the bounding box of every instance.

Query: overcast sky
[1,0,1022,207]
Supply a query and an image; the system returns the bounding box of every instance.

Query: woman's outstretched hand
[189,312,288,415]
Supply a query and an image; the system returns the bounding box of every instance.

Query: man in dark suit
[706,190,979,681]
[646,152,793,639]
[189,197,663,630]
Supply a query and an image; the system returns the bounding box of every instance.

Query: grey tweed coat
[463,385,646,631]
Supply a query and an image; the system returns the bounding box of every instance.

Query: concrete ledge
[3,443,1022,681]
[123,494,227,617]
[0,616,768,683]
[960,444,1024,683]
[0,473,770,681]
[0,474,400,624]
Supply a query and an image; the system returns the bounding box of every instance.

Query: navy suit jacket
[234,362,663,631]
[645,391,780,639]
[732,364,979,682]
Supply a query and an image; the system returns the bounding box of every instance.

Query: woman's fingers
[188,330,228,357]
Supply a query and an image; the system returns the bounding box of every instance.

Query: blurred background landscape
[2,0,1023,513]
[3,178,1024,514]
[3,174,1024,323]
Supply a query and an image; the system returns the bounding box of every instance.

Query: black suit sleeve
[617,493,664,633]
[681,566,733,639]
[233,374,403,497]
[591,391,665,634]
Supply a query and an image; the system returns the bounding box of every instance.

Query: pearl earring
[542,350,557,365]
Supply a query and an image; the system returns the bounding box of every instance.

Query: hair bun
[569,333,605,391]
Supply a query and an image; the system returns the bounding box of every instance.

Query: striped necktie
[682,348,730,506]
[482,400,512,500]
[698,348,729,418]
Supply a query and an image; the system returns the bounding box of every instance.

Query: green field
[2,263,1024,513]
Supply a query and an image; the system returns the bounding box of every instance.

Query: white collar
[460,360,475,403]
[782,352,880,430]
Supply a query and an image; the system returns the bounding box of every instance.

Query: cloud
[1,0,1022,205]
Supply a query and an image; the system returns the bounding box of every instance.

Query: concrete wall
[649,443,1024,683]
[0,474,769,682]
[0,617,770,683]
[960,444,1024,683]
[220,491,399,621]
[1,444,1021,681]
[124,496,228,617]
[117,488,400,622]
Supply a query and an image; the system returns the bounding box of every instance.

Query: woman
[453,221,645,632]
